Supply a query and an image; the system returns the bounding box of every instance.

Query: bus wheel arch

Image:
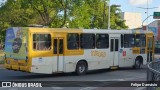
[75,60,88,75]
[134,56,143,69]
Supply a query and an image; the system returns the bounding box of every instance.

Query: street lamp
[138,6,158,30]
[142,15,153,28]
[137,0,158,30]
[107,0,120,30]
[108,0,110,30]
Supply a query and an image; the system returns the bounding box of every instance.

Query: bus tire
[134,59,141,69]
[76,61,87,75]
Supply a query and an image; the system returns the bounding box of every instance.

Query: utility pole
[137,0,157,30]
[108,0,110,30]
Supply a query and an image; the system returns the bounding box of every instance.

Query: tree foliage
[0,0,128,42]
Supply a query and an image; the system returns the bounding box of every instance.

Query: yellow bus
[4,27,154,75]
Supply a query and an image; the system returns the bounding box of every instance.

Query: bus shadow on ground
[10,73,75,80]
[86,66,146,75]
[8,67,146,80]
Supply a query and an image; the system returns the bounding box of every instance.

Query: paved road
[0,66,147,90]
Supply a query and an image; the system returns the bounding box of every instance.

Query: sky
[111,0,160,25]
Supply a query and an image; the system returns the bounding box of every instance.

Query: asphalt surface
[2,54,160,90]
[0,65,148,90]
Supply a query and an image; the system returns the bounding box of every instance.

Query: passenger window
[54,39,57,54]
[59,39,63,54]
[135,34,146,47]
[80,33,95,49]
[33,34,51,50]
[111,39,114,51]
[67,33,79,50]
[124,34,135,48]
[96,34,109,49]
[115,39,119,51]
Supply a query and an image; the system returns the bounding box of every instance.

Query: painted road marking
[93,78,125,81]
[134,87,146,90]
[52,87,63,90]
[79,87,98,90]
[8,88,18,90]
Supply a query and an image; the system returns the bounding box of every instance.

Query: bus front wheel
[76,61,87,75]
[134,59,141,69]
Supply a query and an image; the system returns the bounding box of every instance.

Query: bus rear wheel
[76,61,87,75]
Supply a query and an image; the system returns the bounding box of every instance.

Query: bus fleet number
[91,51,106,57]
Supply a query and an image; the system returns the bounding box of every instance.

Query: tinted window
[59,39,63,54]
[80,34,95,49]
[96,34,109,49]
[124,34,135,48]
[110,39,114,51]
[54,39,57,54]
[115,39,119,51]
[121,34,124,48]
[135,34,146,47]
[67,33,79,50]
[33,34,51,50]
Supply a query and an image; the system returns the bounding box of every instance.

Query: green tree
[68,0,127,29]
[0,0,37,42]
[110,5,128,29]
[25,0,60,26]
[0,0,128,30]
[0,0,36,27]
[69,0,91,28]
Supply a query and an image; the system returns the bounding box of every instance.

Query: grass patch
[0,50,4,64]
[0,50,4,56]
[0,56,4,64]
[157,87,160,90]
[0,59,4,64]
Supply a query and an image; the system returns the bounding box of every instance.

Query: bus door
[53,38,64,72]
[147,37,154,62]
[110,37,119,66]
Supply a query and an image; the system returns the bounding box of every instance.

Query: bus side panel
[64,55,84,72]
[84,49,111,70]
[118,48,127,67]
[63,49,111,72]
[30,56,56,74]
[120,48,134,67]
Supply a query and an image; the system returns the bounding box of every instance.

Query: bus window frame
[135,34,146,47]
[124,34,135,48]
[80,33,95,49]
[96,33,109,49]
[67,33,79,50]
[121,34,124,48]
[32,33,52,51]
